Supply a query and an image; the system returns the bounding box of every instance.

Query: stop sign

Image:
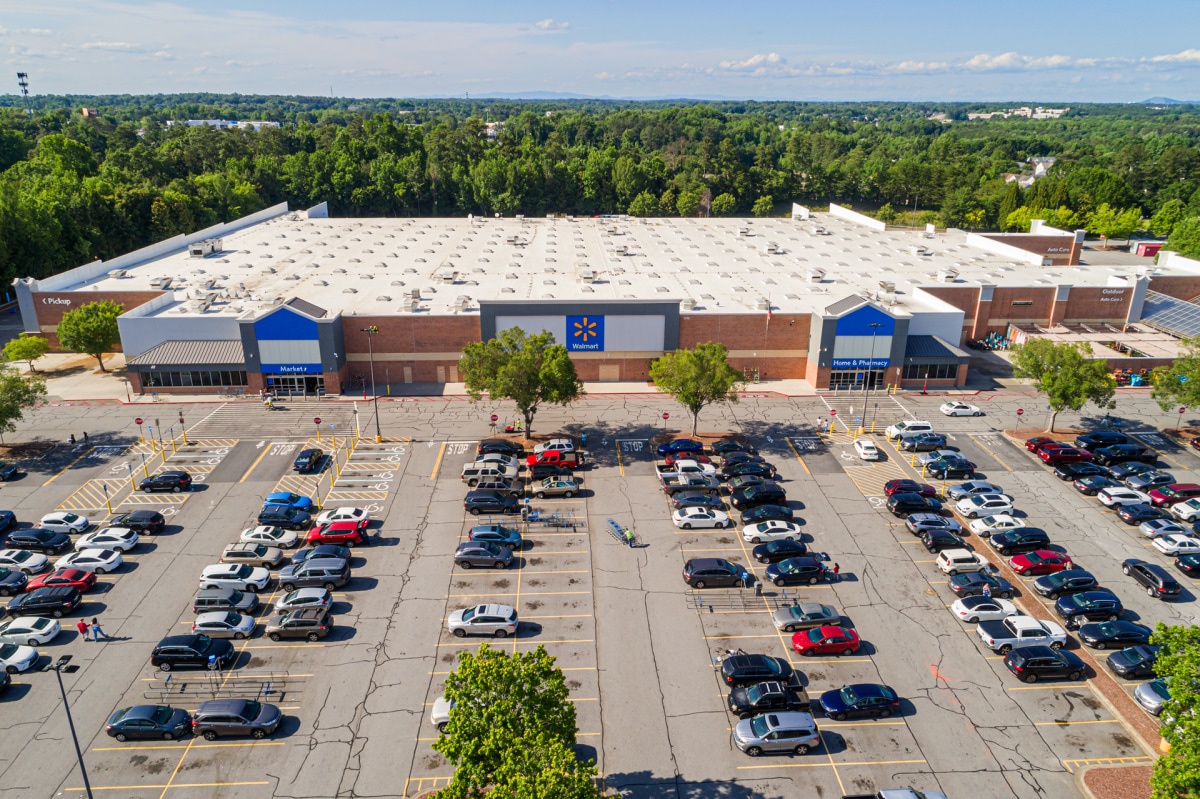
[662,412,669,420]
[491,414,499,422]
[1181,407,1187,414]
[1017,409,1024,416]
[314,417,321,424]
[830,409,837,416]
[134,417,143,425]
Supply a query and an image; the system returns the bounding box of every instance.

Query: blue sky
[4,0,1200,101]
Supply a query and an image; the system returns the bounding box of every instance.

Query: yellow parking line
[616,447,624,477]
[43,447,95,486]
[239,447,272,483]
[430,442,447,480]
[969,435,1013,472]
[437,638,593,648]
[786,439,811,475]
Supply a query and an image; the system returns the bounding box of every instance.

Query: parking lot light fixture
[46,655,94,799]
[361,326,382,443]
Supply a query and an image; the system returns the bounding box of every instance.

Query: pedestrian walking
[69,434,76,446]
[83,432,89,444]
[623,527,634,548]
[831,563,840,582]
[76,619,90,640]
[981,582,992,599]
[91,617,107,641]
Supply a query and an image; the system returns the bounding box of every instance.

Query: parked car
[945,481,1004,501]
[54,548,122,575]
[446,604,518,638]
[1106,645,1161,679]
[264,492,314,512]
[1118,503,1167,524]
[256,506,311,531]
[771,602,840,632]
[468,524,522,550]
[949,596,1019,623]
[106,705,193,742]
[1122,558,1182,599]
[730,483,787,510]
[292,449,324,473]
[0,615,59,646]
[5,585,81,618]
[854,439,879,460]
[26,568,94,594]
[1153,534,1200,556]
[240,526,299,548]
[739,505,794,525]
[900,433,948,452]
[926,458,977,480]
[976,616,1067,653]
[886,420,934,441]
[463,491,520,515]
[306,521,369,547]
[454,541,513,570]
[670,491,725,511]
[192,588,258,615]
[477,439,524,458]
[1077,620,1153,650]
[191,611,255,640]
[941,401,983,417]
[818,683,901,720]
[792,625,860,656]
[0,549,48,574]
[1039,447,1091,465]
[1138,519,1189,539]
[1108,461,1157,481]
[922,528,967,552]
[1010,550,1072,576]
[1054,591,1123,629]
[533,477,579,499]
[742,520,802,544]
[277,558,350,592]
[885,479,937,498]
[198,563,270,593]
[75,529,138,553]
[1135,679,1171,716]
[656,438,704,457]
[672,507,730,529]
[1176,553,1200,576]
[752,539,808,564]
[0,511,14,534]
[192,699,282,740]
[1074,431,1131,450]
[1126,471,1176,492]
[274,588,333,614]
[915,448,961,467]
[1004,645,1087,683]
[720,653,794,686]
[886,493,943,518]
[150,634,234,671]
[528,463,573,482]
[721,461,777,480]
[683,558,753,588]
[989,529,1051,556]
[665,451,713,467]
[1075,476,1120,496]
[1171,498,1200,523]
[0,568,27,597]
[0,642,36,674]
[1032,570,1099,599]
[949,572,1015,599]
[905,513,963,536]
[765,557,827,586]
[1149,483,1200,508]
[727,679,811,719]
[957,494,1015,519]
[1024,437,1065,453]
[1055,463,1110,481]
[1094,444,1154,466]
[732,711,820,757]
[0,465,19,482]
[139,470,192,493]
[265,608,332,642]
[221,543,285,569]
[936,549,987,576]
[713,440,756,456]
[5,530,71,554]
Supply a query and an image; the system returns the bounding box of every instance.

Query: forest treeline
[2,96,1200,292]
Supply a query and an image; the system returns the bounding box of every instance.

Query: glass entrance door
[829,369,884,390]
[266,375,325,396]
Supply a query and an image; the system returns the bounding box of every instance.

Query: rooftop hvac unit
[878,280,896,293]
[936,269,958,283]
[438,271,458,284]
[737,227,750,237]
[681,298,696,311]
[579,269,595,283]
[200,278,215,289]
[806,268,826,283]
[763,243,778,254]
[402,298,419,312]
[754,297,770,311]
[107,269,128,279]
[198,298,214,312]
[614,245,628,255]
[271,296,285,306]
[457,296,472,311]
[149,277,172,290]
[410,288,421,300]
[188,238,222,258]
[909,245,927,256]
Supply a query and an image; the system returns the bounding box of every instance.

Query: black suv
[1093,445,1154,467]
[464,490,520,516]
[107,510,166,534]
[256,506,311,530]
[925,458,976,480]
[886,493,943,517]
[720,654,794,686]
[1033,570,1099,599]
[1005,645,1087,683]
[151,634,235,671]
[730,483,786,510]
[1054,591,1123,629]
[740,504,794,525]
[1122,558,1182,600]
[5,529,72,554]
[292,449,324,473]
[721,461,777,480]
[1054,462,1110,481]
[5,585,81,618]
[477,439,525,458]
[1074,431,1130,450]
[0,568,29,597]
[528,463,572,482]
[683,558,752,589]
[988,529,1051,556]
[140,471,192,493]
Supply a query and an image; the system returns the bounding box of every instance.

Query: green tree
[1151,335,1200,411]
[658,188,677,217]
[752,196,774,217]
[1087,203,1141,244]
[1010,339,1116,432]
[433,643,599,799]
[1150,623,1200,799]
[876,202,897,224]
[626,190,659,217]
[55,301,123,372]
[459,327,584,440]
[650,342,746,436]
[997,182,1023,230]
[964,208,986,230]
[1166,216,1200,259]
[1150,198,1186,238]
[676,190,700,218]
[1005,206,1036,233]
[711,193,737,217]
[0,368,47,444]
[3,335,50,373]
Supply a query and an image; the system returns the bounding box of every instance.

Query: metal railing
[143,670,299,703]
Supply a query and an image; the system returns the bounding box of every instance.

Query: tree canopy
[1009,338,1116,432]
[433,643,600,799]
[0,368,47,443]
[2,334,50,373]
[650,342,745,435]
[459,327,584,440]
[1150,623,1200,799]
[55,300,123,372]
[1151,336,1200,411]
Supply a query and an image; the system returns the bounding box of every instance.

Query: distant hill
[1142,97,1195,105]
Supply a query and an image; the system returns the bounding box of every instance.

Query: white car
[191,611,256,640]
[0,642,39,673]
[854,439,880,460]
[672,507,730,529]
[1152,534,1200,556]
[956,494,1015,519]
[475,453,522,469]
[1171,498,1200,523]
[0,616,61,646]
[1139,519,1190,539]
[941,402,983,417]
[431,695,454,732]
[885,420,934,441]
[742,520,803,544]
[0,549,49,574]
[314,507,370,527]
[274,587,333,614]
[968,514,1026,537]
[945,481,1004,501]
[1098,487,1152,507]
[55,548,123,574]
[240,525,300,548]
[37,512,90,534]
[950,596,1020,623]
[75,529,139,552]
[199,563,271,592]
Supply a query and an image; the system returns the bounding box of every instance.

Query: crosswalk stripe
[188,402,361,439]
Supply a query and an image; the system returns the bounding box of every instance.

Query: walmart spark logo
[566,315,604,352]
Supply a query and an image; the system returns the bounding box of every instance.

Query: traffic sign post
[134,418,144,444]
[179,414,188,446]
[1179,407,1187,432]
[490,413,498,435]
[1016,407,1023,432]
[315,417,322,443]
[829,408,837,434]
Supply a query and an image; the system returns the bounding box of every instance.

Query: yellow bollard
[317,430,321,443]
[332,433,337,449]
[106,495,113,514]
[138,428,145,443]
[182,429,189,445]
[142,460,151,479]
[171,437,177,453]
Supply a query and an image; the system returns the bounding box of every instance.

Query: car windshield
[481,543,502,555]
[62,514,79,523]
[238,701,262,721]
[223,612,241,625]
[1150,680,1171,700]
[194,636,213,653]
[746,684,765,703]
[0,643,16,657]
[229,591,245,604]
[749,715,771,738]
[151,706,174,725]
[235,564,253,578]
[806,629,824,643]
[839,686,859,705]
[462,607,476,621]
[283,590,300,603]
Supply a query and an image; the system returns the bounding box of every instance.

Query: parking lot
[0,392,1193,798]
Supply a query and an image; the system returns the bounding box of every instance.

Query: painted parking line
[57,478,129,512]
[92,742,284,751]
[71,783,271,792]
[1063,756,1153,773]
[969,434,1014,472]
[43,447,98,486]
[736,758,927,771]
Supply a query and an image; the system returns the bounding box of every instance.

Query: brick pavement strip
[1080,765,1154,799]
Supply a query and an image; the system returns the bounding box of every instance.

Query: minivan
[885,420,933,441]
[732,711,821,756]
[277,558,351,592]
[192,587,259,615]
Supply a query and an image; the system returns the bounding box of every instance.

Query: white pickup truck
[976,615,1067,653]
[655,459,718,482]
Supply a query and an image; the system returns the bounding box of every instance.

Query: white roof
[54,213,1175,319]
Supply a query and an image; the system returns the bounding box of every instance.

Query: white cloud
[534,19,570,31]
[1150,49,1200,64]
[80,41,141,52]
[719,52,784,70]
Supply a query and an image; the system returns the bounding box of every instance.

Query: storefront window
[141,370,247,388]
[903,364,957,380]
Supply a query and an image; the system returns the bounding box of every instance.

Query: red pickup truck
[526,450,586,469]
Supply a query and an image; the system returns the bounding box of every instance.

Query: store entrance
[265,374,324,396]
[829,368,884,391]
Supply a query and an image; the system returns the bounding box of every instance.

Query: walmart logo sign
[566,315,605,351]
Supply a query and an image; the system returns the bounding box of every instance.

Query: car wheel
[1148,587,1158,597]
[269,632,282,642]
[459,561,472,570]
[774,578,785,587]
[203,730,218,741]
[1108,613,1120,621]
[470,508,481,516]
[114,732,128,742]
[245,585,258,593]
[564,491,574,499]
[251,729,267,739]
[437,722,449,733]
[1122,565,1131,575]
[0,589,9,597]
[52,609,63,618]
[536,492,546,499]
[173,486,181,493]
[1022,673,1038,683]
[974,411,983,417]
[282,583,296,592]
[998,645,1012,654]
[694,580,706,589]
[452,628,467,638]
[833,711,848,721]
[206,660,219,671]
[95,568,106,575]
[783,625,796,633]
[809,577,819,585]
[750,537,761,544]
[1093,642,1106,650]
[159,662,172,671]
[794,744,810,755]
[879,708,893,718]
[948,569,958,576]
[163,732,175,741]
[999,591,1012,599]
[967,616,979,624]
[307,633,320,642]
[1070,670,1085,681]
[324,582,338,591]
[714,522,724,529]
[4,666,16,674]
[745,746,762,757]
[494,630,508,639]
[468,479,478,487]
[842,647,855,656]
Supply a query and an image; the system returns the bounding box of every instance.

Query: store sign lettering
[1100,289,1127,302]
[831,358,889,368]
[42,297,71,306]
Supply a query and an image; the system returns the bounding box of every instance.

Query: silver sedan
[191,611,256,640]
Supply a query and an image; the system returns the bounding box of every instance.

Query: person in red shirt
[76,619,90,640]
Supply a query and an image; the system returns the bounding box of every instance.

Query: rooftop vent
[807,268,826,283]
[149,277,172,290]
[107,269,129,279]
[681,298,696,310]
[936,268,959,283]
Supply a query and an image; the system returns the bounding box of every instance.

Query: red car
[884,479,936,498]
[1010,550,1072,576]
[792,625,861,656]
[27,568,97,593]
[1025,437,1066,453]
[664,452,712,467]
[1191,437,1200,452]
[1038,447,1091,465]
[306,521,368,546]
[1148,483,1200,507]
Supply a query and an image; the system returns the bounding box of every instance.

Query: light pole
[361,327,382,443]
[862,322,882,434]
[46,655,94,799]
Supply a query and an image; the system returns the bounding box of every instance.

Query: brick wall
[1148,275,1200,301]
[32,291,166,351]
[1057,287,1132,324]
[342,315,481,355]
[983,234,1079,265]
[678,313,809,350]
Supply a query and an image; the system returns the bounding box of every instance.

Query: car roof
[797,602,827,614]
[158,634,207,646]
[196,698,252,714]
[1013,644,1057,659]
[299,558,348,569]
[123,705,169,720]
[475,603,515,615]
[689,558,723,569]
